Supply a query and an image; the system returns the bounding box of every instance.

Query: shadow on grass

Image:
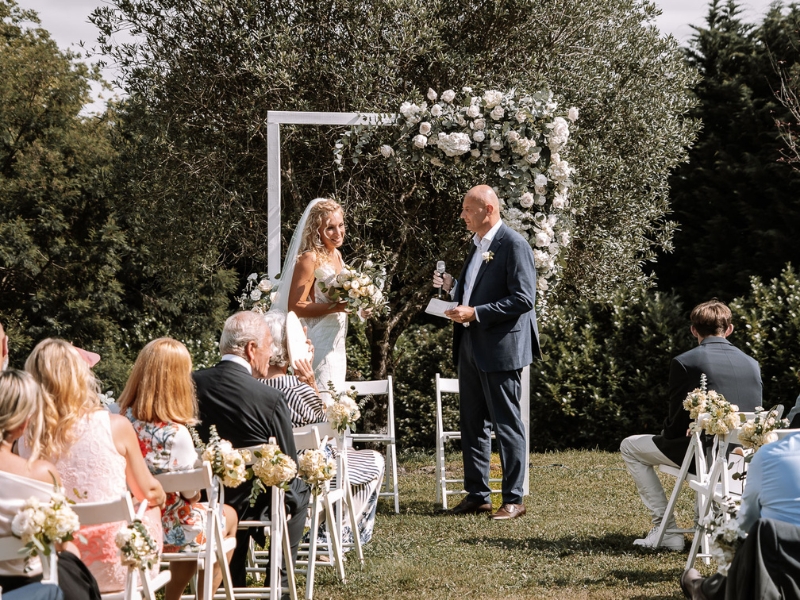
[459,532,677,557]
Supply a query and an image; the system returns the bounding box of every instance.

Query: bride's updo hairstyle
[298,198,343,261]
[25,338,100,460]
[117,337,198,426]
[0,369,44,461]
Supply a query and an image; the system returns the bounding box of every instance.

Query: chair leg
[323,494,346,583]
[305,498,321,600]
[344,484,364,569]
[281,515,298,600]
[389,442,399,514]
[214,513,234,600]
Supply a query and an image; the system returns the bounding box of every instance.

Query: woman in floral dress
[118,338,238,600]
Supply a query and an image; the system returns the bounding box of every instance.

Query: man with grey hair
[194,311,309,594]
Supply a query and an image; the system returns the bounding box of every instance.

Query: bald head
[461,185,501,236]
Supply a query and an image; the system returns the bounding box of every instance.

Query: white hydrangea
[435,132,472,157]
[483,90,504,108]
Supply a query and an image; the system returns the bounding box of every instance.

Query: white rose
[462,86,473,93]
[257,279,272,292]
[250,289,262,301]
[430,104,442,117]
[535,231,551,247]
[489,138,503,151]
[473,118,486,130]
[472,130,485,143]
[507,131,520,143]
[560,231,571,246]
[490,105,505,120]
[490,151,501,163]
[343,281,352,290]
[441,89,456,103]
[427,88,438,102]
[247,272,258,281]
[466,104,480,118]
[380,144,395,158]
[456,114,466,126]
[535,195,546,205]
[519,192,534,208]
[419,122,432,135]
[413,134,428,148]
[568,106,579,122]
[470,148,480,158]
[537,278,549,291]
[515,110,527,123]
[483,90,504,108]
[534,174,549,189]
[548,242,560,255]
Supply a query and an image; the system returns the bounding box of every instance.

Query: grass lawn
[308,449,716,599]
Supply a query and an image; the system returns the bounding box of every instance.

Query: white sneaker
[633,526,684,550]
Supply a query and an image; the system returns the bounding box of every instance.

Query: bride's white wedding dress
[303,261,348,393]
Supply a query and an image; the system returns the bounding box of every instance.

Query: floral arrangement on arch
[738,406,789,454]
[683,374,742,436]
[12,492,80,570]
[237,272,274,313]
[335,86,578,312]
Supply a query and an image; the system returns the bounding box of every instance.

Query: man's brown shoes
[446,497,493,515]
[490,503,526,520]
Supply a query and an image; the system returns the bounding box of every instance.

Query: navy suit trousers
[458,329,526,504]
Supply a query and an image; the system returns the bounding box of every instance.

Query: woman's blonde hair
[298,199,343,264]
[0,369,44,461]
[117,338,198,425]
[25,338,100,460]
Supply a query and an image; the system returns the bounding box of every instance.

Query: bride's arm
[288,253,347,317]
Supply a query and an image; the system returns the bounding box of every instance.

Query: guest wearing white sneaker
[620,299,761,550]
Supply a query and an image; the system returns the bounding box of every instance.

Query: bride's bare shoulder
[297,251,317,267]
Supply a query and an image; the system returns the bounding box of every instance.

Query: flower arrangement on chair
[192,425,248,488]
[702,496,746,576]
[116,519,159,570]
[248,441,298,506]
[738,406,790,453]
[324,383,361,435]
[297,448,337,496]
[683,374,741,436]
[12,491,80,570]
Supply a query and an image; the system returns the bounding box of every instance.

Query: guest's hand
[445,305,476,324]
[303,326,315,359]
[433,271,454,293]
[294,358,319,393]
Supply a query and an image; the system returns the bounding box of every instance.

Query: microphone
[436,260,446,299]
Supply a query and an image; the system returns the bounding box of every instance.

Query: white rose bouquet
[297,448,337,495]
[738,406,789,453]
[12,492,80,568]
[115,519,159,570]
[316,258,388,318]
[702,497,746,576]
[192,425,248,488]
[236,272,274,313]
[324,383,361,434]
[249,440,298,505]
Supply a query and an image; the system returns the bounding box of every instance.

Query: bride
[273,199,348,392]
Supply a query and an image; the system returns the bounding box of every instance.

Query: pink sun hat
[73,345,101,368]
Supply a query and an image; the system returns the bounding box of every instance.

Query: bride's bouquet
[316,258,388,317]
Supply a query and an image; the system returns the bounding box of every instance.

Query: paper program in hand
[425,298,458,319]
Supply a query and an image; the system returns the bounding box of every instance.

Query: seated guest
[117,338,238,600]
[260,309,385,545]
[681,432,800,599]
[0,369,100,600]
[21,339,166,593]
[620,299,762,550]
[193,312,310,589]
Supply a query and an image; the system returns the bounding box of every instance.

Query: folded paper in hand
[425,298,458,319]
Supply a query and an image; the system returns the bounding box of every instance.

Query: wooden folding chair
[71,494,171,600]
[235,439,298,600]
[0,536,58,585]
[155,462,236,600]
[434,374,501,510]
[345,377,400,513]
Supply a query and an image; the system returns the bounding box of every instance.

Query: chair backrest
[71,493,137,526]
[155,462,213,495]
[293,426,323,451]
[775,428,800,441]
[436,375,459,395]
[0,537,58,583]
[345,377,395,435]
[0,535,27,561]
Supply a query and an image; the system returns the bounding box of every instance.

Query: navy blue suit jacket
[653,336,762,465]
[452,223,541,372]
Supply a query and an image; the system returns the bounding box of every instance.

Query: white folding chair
[345,377,400,513]
[235,439,298,600]
[155,462,236,600]
[288,426,345,600]
[0,536,58,584]
[434,374,501,510]
[71,494,171,600]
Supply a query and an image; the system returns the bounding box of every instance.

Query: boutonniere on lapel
[482,251,494,263]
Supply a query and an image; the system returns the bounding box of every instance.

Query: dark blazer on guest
[193,360,308,518]
[653,336,762,466]
[452,223,541,372]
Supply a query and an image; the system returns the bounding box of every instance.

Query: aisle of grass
[310,449,714,599]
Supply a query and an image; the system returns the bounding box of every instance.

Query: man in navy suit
[434,185,540,520]
[621,299,762,550]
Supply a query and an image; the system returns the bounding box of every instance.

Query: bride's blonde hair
[298,199,343,265]
[25,338,101,460]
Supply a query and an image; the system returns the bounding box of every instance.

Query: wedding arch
[264,89,578,496]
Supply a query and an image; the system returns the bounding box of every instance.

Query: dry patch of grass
[309,449,715,599]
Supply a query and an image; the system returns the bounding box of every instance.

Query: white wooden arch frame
[265,110,530,496]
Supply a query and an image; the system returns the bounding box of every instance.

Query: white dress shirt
[221,353,252,374]
[460,219,503,322]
